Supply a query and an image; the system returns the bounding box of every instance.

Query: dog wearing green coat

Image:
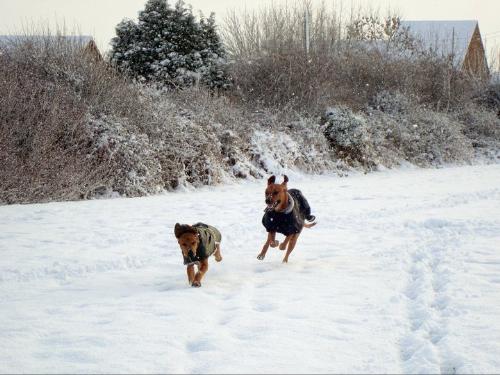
[174,222,222,288]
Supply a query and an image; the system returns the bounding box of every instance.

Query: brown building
[400,20,489,79]
[82,39,103,62]
[0,35,102,61]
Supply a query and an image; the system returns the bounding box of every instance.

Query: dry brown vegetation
[223,2,487,113]
[0,7,499,204]
[0,34,334,204]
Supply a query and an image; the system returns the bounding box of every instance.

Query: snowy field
[1,164,500,374]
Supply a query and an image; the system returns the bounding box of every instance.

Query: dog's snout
[265,197,271,204]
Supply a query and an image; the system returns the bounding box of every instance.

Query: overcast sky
[1,0,499,60]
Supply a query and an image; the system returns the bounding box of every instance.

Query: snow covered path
[1,165,500,374]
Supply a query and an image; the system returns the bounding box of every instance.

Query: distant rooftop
[0,35,93,47]
[400,20,479,67]
[491,71,500,84]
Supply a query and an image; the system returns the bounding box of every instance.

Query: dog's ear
[175,223,196,238]
[174,223,182,238]
[267,175,276,185]
[282,175,289,186]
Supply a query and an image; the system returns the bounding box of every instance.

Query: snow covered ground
[1,164,500,374]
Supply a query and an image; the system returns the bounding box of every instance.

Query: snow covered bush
[322,95,475,169]
[137,88,256,187]
[86,115,163,197]
[286,117,337,173]
[225,3,478,115]
[365,92,474,167]
[322,106,374,168]
[369,90,413,115]
[219,129,262,179]
[0,33,167,203]
[250,131,302,175]
[323,107,367,148]
[145,89,335,184]
[474,83,500,117]
[456,104,500,161]
[110,0,231,90]
[376,109,473,166]
[1,28,492,205]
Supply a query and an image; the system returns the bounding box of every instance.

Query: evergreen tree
[199,13,232,90]
[110,0,231,89]
[111,19,142,75]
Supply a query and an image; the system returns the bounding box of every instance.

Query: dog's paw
[279,242,287,251]
[282,258,289,263]
[306,215,316,222]
[257,253,265,261]
[269,240,279,248]
[191,281,202,288]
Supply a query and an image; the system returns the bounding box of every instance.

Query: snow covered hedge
[322,93,477,169]
[456,103,500,161]
[0,37,335,203]
[1,34,498,204]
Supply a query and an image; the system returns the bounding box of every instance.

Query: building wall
[463,25,489,79]
[83,40,103,62]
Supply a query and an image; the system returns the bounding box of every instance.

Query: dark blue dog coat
[262,189,312,236]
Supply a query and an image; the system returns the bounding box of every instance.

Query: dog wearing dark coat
[257,175,316,263]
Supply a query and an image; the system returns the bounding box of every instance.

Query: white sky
[0,0,499,63]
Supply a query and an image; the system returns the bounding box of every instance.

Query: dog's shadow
[156,282,189,292]
[155,259,312,293]
[253,262,282,274]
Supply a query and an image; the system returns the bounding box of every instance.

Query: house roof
[0,35,94,48]
[491,71,500,84]
[400,20,479,67]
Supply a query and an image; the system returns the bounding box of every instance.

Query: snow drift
[1,165,500,373]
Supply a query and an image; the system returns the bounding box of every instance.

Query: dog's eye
[272,191,278,196]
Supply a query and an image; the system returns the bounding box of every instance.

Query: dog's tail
[304,222,317,228]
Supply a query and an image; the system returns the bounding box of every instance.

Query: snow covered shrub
[402,110,473,165]
[225,3,478,115]
[147,89,335,184]
[86,115,163,196]
[219,129,262,179]
[250,120,334,176]
[0,34,160,203]
[322,106,374,168]
[369,90,413,115]
[286,117,337,173]
[456,104,500,161]
[323,107,367,148]
[365,99,474,167]
[110,0,231,90]
[474,83,500,117]
[159,117,227,187]
[321,93,475,169]
[250,131,302,175]
[0,40,90,203]
[139,88,251,187]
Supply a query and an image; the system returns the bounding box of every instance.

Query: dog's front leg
[187,264,196,285]
[192,259,209,287]
[279,235,292,251]
[257,232,276,260]
[214,244,223,262]
[283,234,300,263]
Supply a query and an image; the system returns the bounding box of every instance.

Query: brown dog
[257,175,316,263]
[174,223,222,287]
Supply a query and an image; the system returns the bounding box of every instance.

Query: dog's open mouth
[265,200,280,212]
